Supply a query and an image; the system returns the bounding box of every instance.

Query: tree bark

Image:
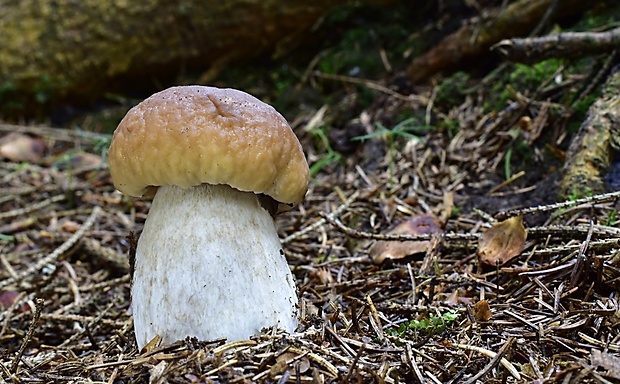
[559,66,620,199]
[0,0,390,117]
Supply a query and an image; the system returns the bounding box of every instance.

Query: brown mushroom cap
[108,86,309,206]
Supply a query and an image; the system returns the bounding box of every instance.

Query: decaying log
[0,0,391,117]
[559,66,620,199]
[406,0,597,83]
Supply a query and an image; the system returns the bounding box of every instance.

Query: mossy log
[559,67,620,199]
[0,0,390,117]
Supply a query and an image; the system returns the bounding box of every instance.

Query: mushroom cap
[108,86,309,206]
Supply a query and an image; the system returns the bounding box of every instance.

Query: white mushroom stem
[132,184,298,348]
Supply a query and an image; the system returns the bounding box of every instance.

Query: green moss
[450,205,462,218]
[318,2,426,68]
[510,59,564,86]
[315,30,382,77]
[435,71,470,107]
[483,59,568,111]
[566,186,594,201]
[570,1,620,31]
[314,2,433,79]
[571,93,598,118]
[386,311,459,337]
[209,2,429,117]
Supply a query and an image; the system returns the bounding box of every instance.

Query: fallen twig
[454,339,521,380]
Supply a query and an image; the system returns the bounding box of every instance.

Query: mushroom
[107,86,309,348]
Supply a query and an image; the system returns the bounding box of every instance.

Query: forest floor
[0,67,620,383]
[2,30,620,384]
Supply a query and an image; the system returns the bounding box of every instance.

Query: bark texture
[0,0,389,115]
[559,67,620,199]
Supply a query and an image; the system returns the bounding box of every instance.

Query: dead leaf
[472,300,492,322]
[0,290,19,309]
[0,133,46,162]
[68,151,103,168]
[0,290,30,312]
[477,216,527,266]
[273,352,310,375]
[370,214,443,264]
[149,360,169,384]
[60,220,81,233]
[141,334,162,354]
[445,289,460,306]
[310,267,333,284]
[48,150,103,169]
[443,289,473,306]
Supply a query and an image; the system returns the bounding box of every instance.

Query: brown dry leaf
[48,150,103,169]
[444,289,473,306]
[477,215,527,266]
[472,300,492,322]
[0,290,19,310]
[0,133,46,162]
[369,214,443,264]
[0,290,29,312]
[68,151,103,168]
[272,352,310,375]
[444,289,460,306]
[141,334,162,353]
[60,220,81,234]
[310,267,334,284]
[149,360,169,384]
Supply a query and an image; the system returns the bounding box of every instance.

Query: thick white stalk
[132,184,298,348]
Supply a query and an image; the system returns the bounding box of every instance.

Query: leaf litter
[0,70,620,383]
[477,215,527,266]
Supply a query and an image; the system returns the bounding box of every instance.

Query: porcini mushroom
[108,85,309,348]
